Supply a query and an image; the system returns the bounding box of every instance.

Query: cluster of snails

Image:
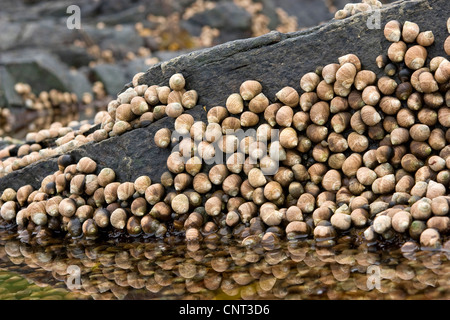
[0,80,113,178]
[354,19,450,248]
[0,155,163,239]
[152,21,449,248]
[0,114,107,178]
[0,84,80,138]
[334,0,383,20]
[13,83,79,112]
[92,71,199,142]
[0,70,199,179]
[0,18,449,250]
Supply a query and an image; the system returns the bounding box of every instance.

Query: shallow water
[0,230,448,300]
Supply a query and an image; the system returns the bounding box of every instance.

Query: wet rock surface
[0,233,448,300]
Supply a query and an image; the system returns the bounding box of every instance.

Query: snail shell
[416,31,434,47]
[226,93,244,114]
[174,114,194,135]
[165,102,184,118]
[300,72,320,92]
[404,45,427,70]
[76,157,97,174]
[354,70,376,91]
[260,202,283,226]
[130,96,149,116]
[117,182,135,201]
[322,169,341,192]
[181,90,198,109]
[207,106,228,123]
[338,54,361,71]
[387,41,407,62]
[275,86,299,107]
[171,194,190,215]
[336,63,357,89]
[402,21,420,43]
[248,93,269,113]
[372,174,395,194]
[169,73,186,91]
[384,20,402,42]
[275,106,294,127]
[240,80,262,101]
[322,63,340,84]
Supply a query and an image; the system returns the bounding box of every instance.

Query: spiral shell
[207,106,228,123]
[402,21,420,43]
[154,128,172,148]
[275,86,299,107]
[354,70,376,91]
[322,169,341,192]
[76,157,97,174]
[260,202,283,226]
[240,80,262,100]
[181,90,198,109]
[322,63,340,84]
[387,41,407,63]
[226,93,244,114]
[405,45,427,70]
[384,20,402,42]
[300,72,320,92]
[416,31,434,47]
[338,54,361,71]
[165,102,184,118]
[169,73,186,91]
[372,174,395,194]
[336,63,357,89]
[248,93,269,113]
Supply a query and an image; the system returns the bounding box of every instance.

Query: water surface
[0,230,448,300]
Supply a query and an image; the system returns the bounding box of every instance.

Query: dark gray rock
[16,20,78,49]
[81,24,144,59]
[121,57,152,81]
[94,5,148,26]
[0,21,23,52]
[96,0,140,15]
[255,0,280,30]
[29,0,75,18]
[0,49,74,94]
[0,49,92,102]
[182,2,253,43]
[0,67,23,108]
[52,45,95,68]
[153,49,198,63]
[189,2,252,31]
[272,0,333,28]
[91,63,128,96]
[66,69,93,99]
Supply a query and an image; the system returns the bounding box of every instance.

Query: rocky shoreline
[0,0,449,252]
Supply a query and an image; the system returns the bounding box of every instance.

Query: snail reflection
[0,234,448,300]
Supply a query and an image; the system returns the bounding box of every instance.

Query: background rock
[91,64,128,96]
[0,49,92,100]
[182,2,253,43]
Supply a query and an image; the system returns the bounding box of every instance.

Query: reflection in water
[0,231,448,300]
